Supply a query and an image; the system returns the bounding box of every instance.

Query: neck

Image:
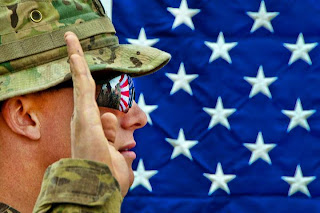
[0,144,46,213]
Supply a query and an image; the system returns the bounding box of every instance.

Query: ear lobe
[2,97,41,140]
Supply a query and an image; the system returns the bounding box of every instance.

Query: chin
[120,167,134,197]
[128,168,134,188]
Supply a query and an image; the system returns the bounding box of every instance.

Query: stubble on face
[35,86,145,196]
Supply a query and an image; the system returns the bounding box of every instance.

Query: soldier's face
[38,86,147,196]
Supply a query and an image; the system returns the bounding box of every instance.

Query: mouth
[119,142,137,160]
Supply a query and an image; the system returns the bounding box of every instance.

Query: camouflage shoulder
[33,159,123,213]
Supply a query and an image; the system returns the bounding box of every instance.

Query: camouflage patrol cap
[0,0,171,101]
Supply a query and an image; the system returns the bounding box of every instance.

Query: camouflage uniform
[0,0,170,212]
[1,160,122,213]
[33,159,123,212]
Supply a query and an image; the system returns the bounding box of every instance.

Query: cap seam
[0,12,101,37]
[0,17,116,64]
[5,35,118,73]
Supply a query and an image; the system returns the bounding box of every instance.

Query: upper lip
[119,141,136,152]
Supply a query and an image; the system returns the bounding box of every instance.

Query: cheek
[39,90,74,163]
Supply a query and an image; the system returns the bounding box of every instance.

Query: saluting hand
[64,31,130,196]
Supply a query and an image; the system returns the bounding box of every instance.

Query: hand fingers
[65,31,84,57]
[64,32,104,133]
[101,112,118,144]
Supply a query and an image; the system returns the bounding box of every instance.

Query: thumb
[101,112,118,144]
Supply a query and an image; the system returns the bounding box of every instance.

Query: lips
[119,142,136,152]
[119,142,136,160]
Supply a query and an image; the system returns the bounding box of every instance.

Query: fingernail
[64,32,74,43]
[64,31,71,39]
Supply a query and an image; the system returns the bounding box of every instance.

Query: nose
[121,101,147,130]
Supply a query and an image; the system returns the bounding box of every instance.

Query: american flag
[104,0,320,212]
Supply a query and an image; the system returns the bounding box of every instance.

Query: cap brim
[0,44,171,101]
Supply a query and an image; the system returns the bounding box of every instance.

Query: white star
[284,33,318,65]
[243,132,277,165]
[165,128,198,160]
[167,0,201,30]
[282,99,316,132]
[247,1,279,33]
[130,159,158,192]
[165,62,198,95]
[204,32,238,64]
[203,163,236,195]
[244,66,278,98]
[127,28,160,47]
[282,165,316,197]
[203,97,236,130]
[137,93,158,125]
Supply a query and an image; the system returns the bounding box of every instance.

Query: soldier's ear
[1,96,41,140]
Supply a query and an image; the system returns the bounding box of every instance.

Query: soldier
[0,0,170,212]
